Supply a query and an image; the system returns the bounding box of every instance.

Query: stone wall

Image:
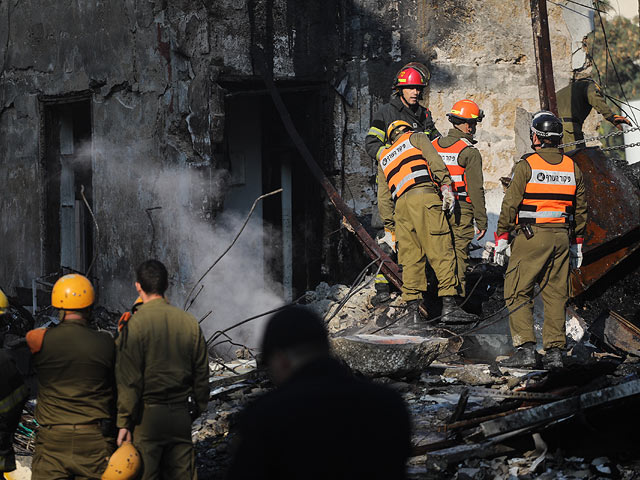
[0,0,591,312]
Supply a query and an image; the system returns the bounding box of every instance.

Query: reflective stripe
[518,211,568,218]
[367,126,386,143]
[0,383,27,414]
[375,145,386,161]
[451,174,464,182]
[375,274,389,284]
[394,170,431,198]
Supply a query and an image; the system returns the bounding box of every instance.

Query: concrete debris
[331,334,449,378]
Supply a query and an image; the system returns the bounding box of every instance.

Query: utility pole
[530,0,558,115]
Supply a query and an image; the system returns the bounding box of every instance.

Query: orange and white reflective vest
[517,153,577,225]
[431,138,473,203]
[379,132,432,200]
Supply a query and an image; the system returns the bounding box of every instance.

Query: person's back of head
[260,305,330,385]
[136,259,168,296]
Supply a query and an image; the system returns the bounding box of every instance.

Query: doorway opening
[222,80,326,301]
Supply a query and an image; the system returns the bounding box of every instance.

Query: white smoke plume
[87,138,285,357]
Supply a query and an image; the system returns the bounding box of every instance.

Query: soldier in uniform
[365,62,440,303]
[432,100,488,297]
[115,259,209,479]
[377,120,475,325]
[495,111,587,369]
[556,72,631,146]
[27,274,116,479]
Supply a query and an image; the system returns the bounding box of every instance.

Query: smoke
[86,138,285,357]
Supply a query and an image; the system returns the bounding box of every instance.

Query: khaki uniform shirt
[497,147,587,237]
[32,319,115,426]
[115,298,209,430]
[557,78,615,143]
[377,132,452,231]
[436,128,488,230]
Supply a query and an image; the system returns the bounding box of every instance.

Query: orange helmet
[102,441,141,480]
[394,65,429,89]
[51,274,95,310]
[447,99,484,123]
[386,120,412,142]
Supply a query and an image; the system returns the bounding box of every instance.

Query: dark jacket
[227,356,412,480]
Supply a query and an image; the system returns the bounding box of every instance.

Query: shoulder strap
[26,328,49,354]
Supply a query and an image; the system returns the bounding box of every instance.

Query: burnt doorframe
[219,77,327,300]
[39,92,93,276]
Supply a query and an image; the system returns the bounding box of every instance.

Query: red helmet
[447,99,484,123]
[394,66,428,88]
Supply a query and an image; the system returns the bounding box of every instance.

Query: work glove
[376,228,396,253]
[570,237,583,269]
[494,232,510,266]
[609,114,632,131]
[441,184,455,215]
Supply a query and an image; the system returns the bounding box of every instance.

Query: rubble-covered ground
[192,273,640,479]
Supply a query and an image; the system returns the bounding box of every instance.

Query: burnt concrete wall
[0,0,579,310]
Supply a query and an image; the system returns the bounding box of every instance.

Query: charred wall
[0,0,580,311]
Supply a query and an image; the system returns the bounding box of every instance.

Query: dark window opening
[41,97,93,275]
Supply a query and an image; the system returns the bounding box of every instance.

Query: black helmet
[530,110,563,147]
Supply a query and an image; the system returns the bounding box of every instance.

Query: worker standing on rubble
[495,111,587,369]
[365,62,440,304]
[432,100,488,297]
[115,259,209,479]
[378,120,477,325]
[227,305,411,479]
[556,66,631,146]
[27,274,116,479]
[1,288,28,475]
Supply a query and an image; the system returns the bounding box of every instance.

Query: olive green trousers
[503,227,570,349]
[448,203,476,296]
[31,425,115,480]
[395,185,459,302]
[134,403,196,480]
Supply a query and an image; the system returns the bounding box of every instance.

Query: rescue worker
[378,120,475,325]
[115,259,209,479]
[1,289,28,475]
[27,274,116,479]
[228,306,411,480]
[432,100,488,297]
[365,63,440,302]
[495,111,587,369]
[556,69,631,146]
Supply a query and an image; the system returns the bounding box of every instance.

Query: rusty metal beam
[260,63,407,300]
[530,0,558,115]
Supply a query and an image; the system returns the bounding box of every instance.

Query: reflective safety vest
[379,132,432,200]
[431,138,473,203]
[517,153,576,225]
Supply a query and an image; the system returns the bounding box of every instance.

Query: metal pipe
[530,0,558,115]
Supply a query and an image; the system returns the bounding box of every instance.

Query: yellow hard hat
[102,442,141,480]
[386,120,412,142]
[0,289,8,314]
[51,274,95,310]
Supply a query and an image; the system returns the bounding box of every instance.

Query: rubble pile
[188,280,640,478]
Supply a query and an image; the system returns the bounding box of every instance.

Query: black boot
[440,296,479,324]
[371,283,391,306]
[500,342,537,369]
[542,347,563,370]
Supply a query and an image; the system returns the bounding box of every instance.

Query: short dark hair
[260,306,330,365]
[136,259,168,295]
